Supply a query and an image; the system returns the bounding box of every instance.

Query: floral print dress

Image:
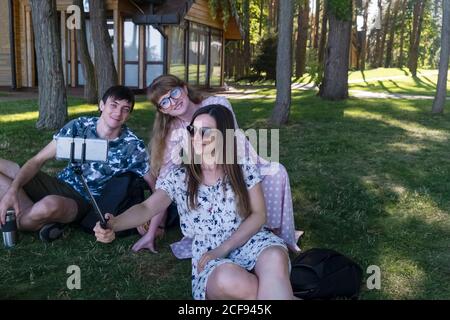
[156,163,287,300]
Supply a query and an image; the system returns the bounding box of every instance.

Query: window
[210,31,222,87]
[124,20,139,87]
[83,0,89,12]
[78,20,95,86]
[198,32,208,86]
[65,11,114,87]
[145,25,164,86]
[188,23,209,86]
[169,26,185,80]
[187,22,222,87]
[188,30,198,85]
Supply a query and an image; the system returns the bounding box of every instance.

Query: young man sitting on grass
[0,86,152,242]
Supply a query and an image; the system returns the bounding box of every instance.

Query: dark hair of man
[101,85,135,112]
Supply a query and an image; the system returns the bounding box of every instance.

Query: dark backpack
[79,172,147,237]
[290,248,363,300]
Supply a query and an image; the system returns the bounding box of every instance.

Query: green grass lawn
[232,68,449,97]
[348,68,449,97]
[0,91,449,299]
[348,67,424,80]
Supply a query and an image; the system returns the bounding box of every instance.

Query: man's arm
[0,140,56,224]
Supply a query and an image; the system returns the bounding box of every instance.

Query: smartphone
[55,136,108,162]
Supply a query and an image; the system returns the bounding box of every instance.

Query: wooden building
[0,0,242,90]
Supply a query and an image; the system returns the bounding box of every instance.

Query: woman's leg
[253,246,295,300]
[261,163,301,253]
[206,263,258,300]
[0,159,20,179]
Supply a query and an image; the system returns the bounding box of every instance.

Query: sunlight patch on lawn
[389,104,422,113]
[360,174,449,223]
[379,257,426,299]
[361,175,407,198]
[68,104,98,116]
[0,102,152,124]
[392,190,449,222]
[387,142,425,153]
[344,109,449,142]
[0,111,39,123]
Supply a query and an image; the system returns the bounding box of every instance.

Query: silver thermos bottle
[2,209,17,248]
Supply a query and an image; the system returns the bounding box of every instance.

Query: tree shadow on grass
[412,76,436,91]
[377,80,394,94]
[388,80,402,91]
[422,76,438,87]
[399,68,410,76]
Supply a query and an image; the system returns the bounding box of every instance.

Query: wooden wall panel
[0,0,12,86]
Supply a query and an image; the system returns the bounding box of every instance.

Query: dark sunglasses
[187,125,214,139]
[158,87,183,109]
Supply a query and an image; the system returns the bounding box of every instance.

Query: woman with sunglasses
[94,105,295,300]
[134,74,300,256]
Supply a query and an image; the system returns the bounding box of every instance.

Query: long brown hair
[185,104,252,219]
[147,75,203,177]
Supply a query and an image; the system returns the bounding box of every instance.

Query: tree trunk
[268,0,273,32]
[398,0,408,67]
[259,0,264,37]
[314,0,321,48]
[319,0,352,100]
[360,0,370,70]
[74,0,97,104]
[366,29,373,66]
[274,0,279,33]
[236,42,245,79]
[378,0,392,67]
[432,0,450,114]
[296,0,309,77]
[243,0,251,76]
[89,0,118,98]
[373,0,383,67]
[318,1,328,64]
[271,0,293,126]
[29,0,67,130]
[385,0,400,68]
[408,0,426,76]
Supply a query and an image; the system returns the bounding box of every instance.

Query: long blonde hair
[147,75,203,177]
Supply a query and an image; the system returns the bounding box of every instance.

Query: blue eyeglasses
[158,87,183,109]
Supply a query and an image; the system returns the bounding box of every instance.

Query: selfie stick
[70,133,108,229]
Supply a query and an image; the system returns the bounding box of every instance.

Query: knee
[0,172,10,186]
[212,264,240,292]
[210,264,257,299]
[258,247,290,275]
[30,196,60,221]
[0,160,20,178]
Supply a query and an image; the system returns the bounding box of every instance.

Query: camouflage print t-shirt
[54,116,150,200]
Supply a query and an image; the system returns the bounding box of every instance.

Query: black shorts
[23,171,91,221]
